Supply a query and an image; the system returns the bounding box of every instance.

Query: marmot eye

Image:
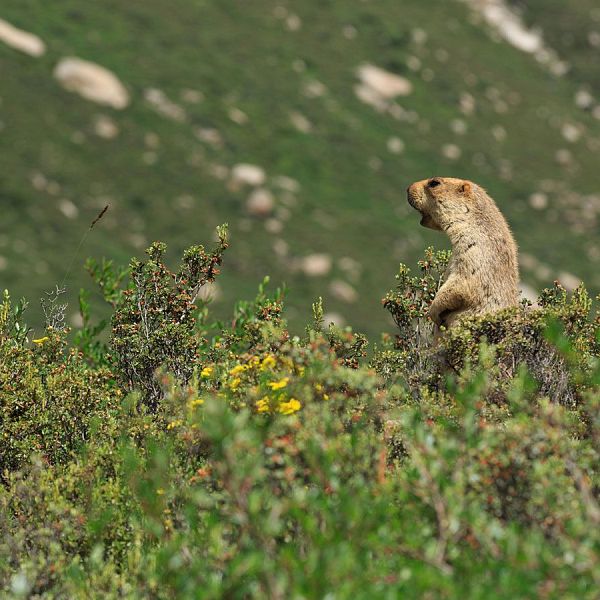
[428,179,441,188]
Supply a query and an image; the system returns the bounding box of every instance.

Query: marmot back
[407,176,519,331]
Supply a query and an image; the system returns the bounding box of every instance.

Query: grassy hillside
[1,0,599,337]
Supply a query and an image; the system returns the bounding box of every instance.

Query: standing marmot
[407,177,519,331]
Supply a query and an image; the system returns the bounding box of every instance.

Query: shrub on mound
[0,233,598,598]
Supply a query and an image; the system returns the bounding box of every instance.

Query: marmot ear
[459,182,472,196]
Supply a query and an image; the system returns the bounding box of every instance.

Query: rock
[246,188,275,216]
[329,280,358,303]
[289,111,312,133]
[406,55,422,72]
[286,14,302,31]
[301,254,332,277]
[180,88,204,104]
[343,25,357,40]
[450,119,467,135]
[231,164,266,187]
[272,239,289,257]
[272,175,300,193]
[519,283,539,305]
[387,137,405,154]
[54,58,129,109]
[0,19,45,56]
[575,89,593,109]
[555,149,572,166]
[459,92,476,115]
[357,64,413,98]
[338,257,362,282]
[194,127,223,148]
[275,206,291,221]
[144,88,186,122]
[197,282,221,303]
[529,192,548,210]
[465,0,566,75]
[93,114,119,139]
[58,199,78,220]
[323,312,346,327]
[228,107,248,125]
[479,1,542,54]
[558,272,581,292]
[442,144,461,160]
[492,125,507,141]
[265,218,283,233]
[70,312,84,328]
[561,123,581,143]
[412,28,428,45]
[30,171,47,191]
[208,163,229,180]
[354,83,387,111]
[303,80,326,98]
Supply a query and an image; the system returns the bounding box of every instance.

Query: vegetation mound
[1,229,598,598]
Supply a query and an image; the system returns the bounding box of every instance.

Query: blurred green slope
[1,0,599,337]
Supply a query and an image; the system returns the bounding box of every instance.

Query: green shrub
[0,292,119,476]
[0,238,598,598]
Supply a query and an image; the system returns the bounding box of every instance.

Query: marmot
[407,177,519,332]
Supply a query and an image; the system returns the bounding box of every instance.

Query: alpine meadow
[0,1,599,598]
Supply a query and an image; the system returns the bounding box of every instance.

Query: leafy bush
[0,234,598,598]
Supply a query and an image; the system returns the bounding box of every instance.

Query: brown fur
[407,176,519,332]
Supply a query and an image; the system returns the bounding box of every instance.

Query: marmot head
[407,177,474,231]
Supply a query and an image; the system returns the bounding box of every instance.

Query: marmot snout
[407,176,519,332]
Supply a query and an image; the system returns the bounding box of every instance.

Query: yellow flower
[229,364,249,376]
[167,419,182,430]
[156,488,165,495]
[255,396,270,413]
[32,336,49,345]
[260,354,277,371]
[188,398,204,409]
[267,377,289,391]
[315,383,329,400]
[200,366,213,378]
[229,377,241,391]
[278,398,301,415]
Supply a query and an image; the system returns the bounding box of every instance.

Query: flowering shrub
[0,233,598,598]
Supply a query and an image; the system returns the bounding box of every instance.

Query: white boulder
[54,57,130,109]
[301,254,332,277]
[0,19,45,56]
[355,63,413,108]
[246,188,275,216]
[231,163,266,187]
